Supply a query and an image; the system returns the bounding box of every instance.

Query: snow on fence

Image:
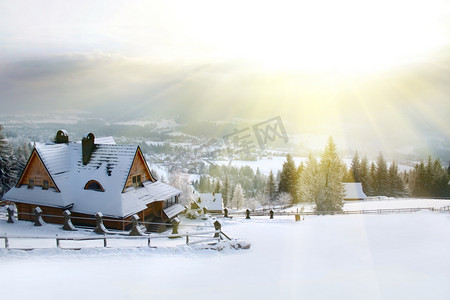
[225,206,446,220]
[1,206,231,250]
[0,230,222,250]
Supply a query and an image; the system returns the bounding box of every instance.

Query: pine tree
[360,156,372,195]
[214,180,221,194]
[277,153,299,204]
[221,176,230,207]
[373,153,389,196]
[348,152,361,182]
[315,137,345,212]
[0,125,17,197]
[387,161,405,197]
[265,170,276,202]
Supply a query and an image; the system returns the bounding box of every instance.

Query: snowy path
[1,211,450,299]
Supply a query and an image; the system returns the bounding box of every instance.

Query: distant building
[191,191,223,213]
[2,130,184,231]
[343,182,367,201]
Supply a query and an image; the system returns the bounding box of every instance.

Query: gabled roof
[343,183,367,200]
[3,137,181,218]
[194,192,223,212]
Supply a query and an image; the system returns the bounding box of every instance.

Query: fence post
[56,234,60,248]
[33,207,44,226]
[186,235,189,244]
[246,209,251,219]
[7,205,15,223]
[224,208,228,218]
[94,212,108,235]
[169,218,181,238]
[129,214,145,236]
[269,210,274,219]
[103,236,107,247]
[62,210,77,231]
[214,221,221,238]
[148,237,151,247]
[4,234,9,249]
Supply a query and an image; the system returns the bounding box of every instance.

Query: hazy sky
[0,0,449,154]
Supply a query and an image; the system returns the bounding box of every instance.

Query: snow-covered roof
[3,137,181,218]
[343,183,367,200]
[195,192,223,212]
[163,204,186,219]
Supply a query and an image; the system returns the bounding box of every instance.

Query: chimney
[82,133,95,165]
[54,130,69,143]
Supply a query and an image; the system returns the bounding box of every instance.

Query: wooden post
[295,214,300,221]
[5,235,9,249]
[246,209,250,219]
[214,221,221,238]
[169,218,181,238]
[103,237,107,247]
[62,210,77,231]
[33,207,44,226]
[224,208,228,218]
[269,210,274,219]
[148,237,151,247]
[56,234,60,248]
[129,214,145,236]
[94,212,108,235]
[7,205,15,223]
[186,235,189,244]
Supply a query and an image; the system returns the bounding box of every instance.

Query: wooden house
[2,130,185,231]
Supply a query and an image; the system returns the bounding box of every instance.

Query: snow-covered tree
[245,196,259,211]
[231,183,245,209]
[0,125,16,198]
[299,153,320,203]
[169,170,195,206]
[276,192,292,209]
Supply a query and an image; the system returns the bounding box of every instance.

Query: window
[132,174,142,188]
[28,179,34,189]
[42,180,49,190]
[84,180,105,192]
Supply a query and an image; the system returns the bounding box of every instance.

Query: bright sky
[0,0,449,155]
[1,0,449,74]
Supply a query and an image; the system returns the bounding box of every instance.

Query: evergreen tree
[0,125,16,198]
[347,152,361,182]
[315,137,345,212]
[360,156,372,195]
[373,153,389,196]
[214,180,221,194]
[387,161,405,197]
[265,169,277,202]
[221,176,230,207]
[277,153,299,204]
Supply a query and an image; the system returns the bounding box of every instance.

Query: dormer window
[132,174,142,188]
[42,180,49,190]
[84,180,105,192]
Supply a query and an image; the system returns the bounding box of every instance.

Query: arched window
[84,180,105,192]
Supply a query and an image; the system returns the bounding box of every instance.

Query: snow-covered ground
[1,203,450,299]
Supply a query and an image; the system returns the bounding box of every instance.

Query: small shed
[343,183,367,201]
[193,192,223,213]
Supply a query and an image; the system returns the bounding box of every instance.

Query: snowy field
[1,206,450,299]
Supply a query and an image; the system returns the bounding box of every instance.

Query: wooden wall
[124,149,154,190]
[17,151,56,189]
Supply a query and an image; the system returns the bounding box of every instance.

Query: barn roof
[343,183,367,200]
[3,136,181,218]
